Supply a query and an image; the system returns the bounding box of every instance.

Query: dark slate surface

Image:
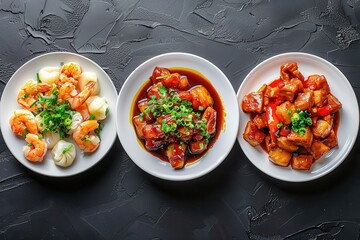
[1,0,360,239]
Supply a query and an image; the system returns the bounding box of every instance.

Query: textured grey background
[1,0,360,239]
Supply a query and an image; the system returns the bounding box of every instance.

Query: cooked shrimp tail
[17,80,52,112]
[57,62,82,88]
[68,81,95,109]
[73,120,100,153]
[9,109,38,136]
[23,133,47,162]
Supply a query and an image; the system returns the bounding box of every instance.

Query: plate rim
[237,51,359,182]
[116,52,239,181]
[0,51,118,177]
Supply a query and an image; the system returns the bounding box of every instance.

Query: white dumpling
[67,112,83,134]
[35,114,46,132]
[51,140,76,167]
[78,72,100,96]
[44,131,61,149]
[38,67,60,84]
[86,96,109,120]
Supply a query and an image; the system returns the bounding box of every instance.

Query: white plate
[0,52,117,177]
[237,52,359,182]
[116,52,239,181]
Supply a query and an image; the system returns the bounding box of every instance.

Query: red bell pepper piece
[266,103,280,144]
[279,125,290,137]
[312,116,318,127]
[317,105,335,117]
[269,78,284,88]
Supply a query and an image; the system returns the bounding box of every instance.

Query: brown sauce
[131,67,225,167]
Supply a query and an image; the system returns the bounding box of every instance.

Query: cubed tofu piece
[327,93,342,113]
[313,90,328,107]
[258,84,267,93]
[304,74,330,93]
[133,115,146,139]
[276,101,296,124]
[277,136,299,152]
[253,113,268,129]
[322,114,334,125]
[268,147,292,167]
[166,143,187,169]
[202,106,217,135]
[190,86,214,111]
[279,81,298,102]
[179,76,191,90]
[280,62,304,81]
[291,78,304,92]
[307,139,330,160]
[291,154,314,170]
[311,119,331,138]
[243,121,266,147]
[322,130,338,149]
[287,127,313,148]
[265,86,280,98]
[161,73,181,89]
[295,91,314,110]
[241,92,264,114]
[151,66,170,84]
[264,134,272,152]
[189,139,208,154]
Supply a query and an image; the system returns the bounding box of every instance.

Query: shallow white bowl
[237,52,359,182]
[116,52,239,181]
[0,52,117,177]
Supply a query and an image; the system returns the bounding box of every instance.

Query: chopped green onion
[22,93,29,99]
[62,145,73,154]
[36,73,42,83]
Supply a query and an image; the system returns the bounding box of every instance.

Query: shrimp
[75,103,90,121]
[57,62,82,88]
[9,109,38,136]
[23,133,47,162]
[73,120,100,153]
[58,81,95,109]
[17,80,52,112]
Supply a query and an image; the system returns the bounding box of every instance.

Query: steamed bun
[78,72,100,96]
[51,140,76,167]
[86,96,109,120]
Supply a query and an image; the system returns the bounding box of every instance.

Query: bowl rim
[0,51,118,177]
[236,51,359,182]
[116,52,239,181]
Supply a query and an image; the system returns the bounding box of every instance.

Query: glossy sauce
[258,112,340,153]
[131,67,225,166]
